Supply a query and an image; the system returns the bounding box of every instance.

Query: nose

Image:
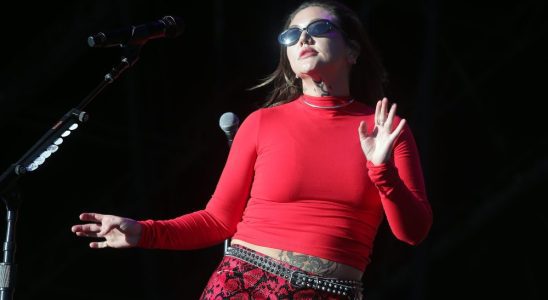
[297,30,313,46]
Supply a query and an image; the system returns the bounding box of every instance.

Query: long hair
[251,0,387,108]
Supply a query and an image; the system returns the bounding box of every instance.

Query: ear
[346,40,361,64]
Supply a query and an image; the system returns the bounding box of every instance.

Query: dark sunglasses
[278,19,341,46]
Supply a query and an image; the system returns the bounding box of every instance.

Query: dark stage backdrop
[0,1,546,299]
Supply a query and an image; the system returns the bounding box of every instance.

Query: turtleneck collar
[299,94,354,109]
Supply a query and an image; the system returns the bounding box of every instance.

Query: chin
[297,65,318,76]
[299,67,328,80]
[299,60,331,75]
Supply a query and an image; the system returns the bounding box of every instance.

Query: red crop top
[138,95,432,271]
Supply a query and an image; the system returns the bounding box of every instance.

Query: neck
[300,74,350,97]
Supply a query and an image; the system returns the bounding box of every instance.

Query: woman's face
[286,6,352,80]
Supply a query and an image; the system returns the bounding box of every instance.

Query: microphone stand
[0,44,142,300]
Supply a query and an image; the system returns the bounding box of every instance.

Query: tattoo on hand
[277,251,339,276]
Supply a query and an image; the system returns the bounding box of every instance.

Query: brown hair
[251,0,387,107]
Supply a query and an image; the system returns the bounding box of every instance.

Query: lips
[299,48,318,59]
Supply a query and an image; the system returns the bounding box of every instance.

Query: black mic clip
[87,15,184,48]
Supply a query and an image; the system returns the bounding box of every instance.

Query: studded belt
[225,246,363,299]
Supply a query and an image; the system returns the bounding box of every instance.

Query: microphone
[219,112,240,148]
[219,112,239,253]
[88,15,184,48]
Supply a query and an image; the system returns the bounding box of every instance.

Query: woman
[71,1,432,299]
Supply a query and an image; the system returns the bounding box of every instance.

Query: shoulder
[246,100,297,120]
[239,104,282,128]
[240,109,262,128]
[236,104,289,139]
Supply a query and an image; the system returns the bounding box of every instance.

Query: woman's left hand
[358,98,406,165]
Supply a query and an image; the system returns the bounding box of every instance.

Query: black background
[0,1,546,299]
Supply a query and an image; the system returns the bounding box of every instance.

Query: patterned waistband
[225,245,363,299]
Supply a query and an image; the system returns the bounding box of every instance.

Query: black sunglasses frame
[277,19,342,46]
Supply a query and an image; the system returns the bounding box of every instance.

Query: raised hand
[71,213,142,249]
[358,98,406,165]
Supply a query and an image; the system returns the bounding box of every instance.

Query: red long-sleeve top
[138,95,432,271]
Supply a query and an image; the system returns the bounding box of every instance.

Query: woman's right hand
[71,213,142,249]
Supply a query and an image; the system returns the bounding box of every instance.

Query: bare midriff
[230,239,363,281]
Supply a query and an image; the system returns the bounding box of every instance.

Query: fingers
[375,98,403,132]
[79,212,104,222]
[358,121,367,139]
[380,98,388,124]
[375,98,390,127]
[374,99,382,125]
[73,213,117,237]
[73,212,112,249]
[72,223,102,234]
[75,232,100,238]
[98,215,126,237]
[385,102,397,129]
[390,118,406,142]
[73,213,107,235]
[89,241,109,249]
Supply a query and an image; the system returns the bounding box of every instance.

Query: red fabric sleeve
[367,123,432,245]
[137,210,230,249]
[137,111,260,249]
